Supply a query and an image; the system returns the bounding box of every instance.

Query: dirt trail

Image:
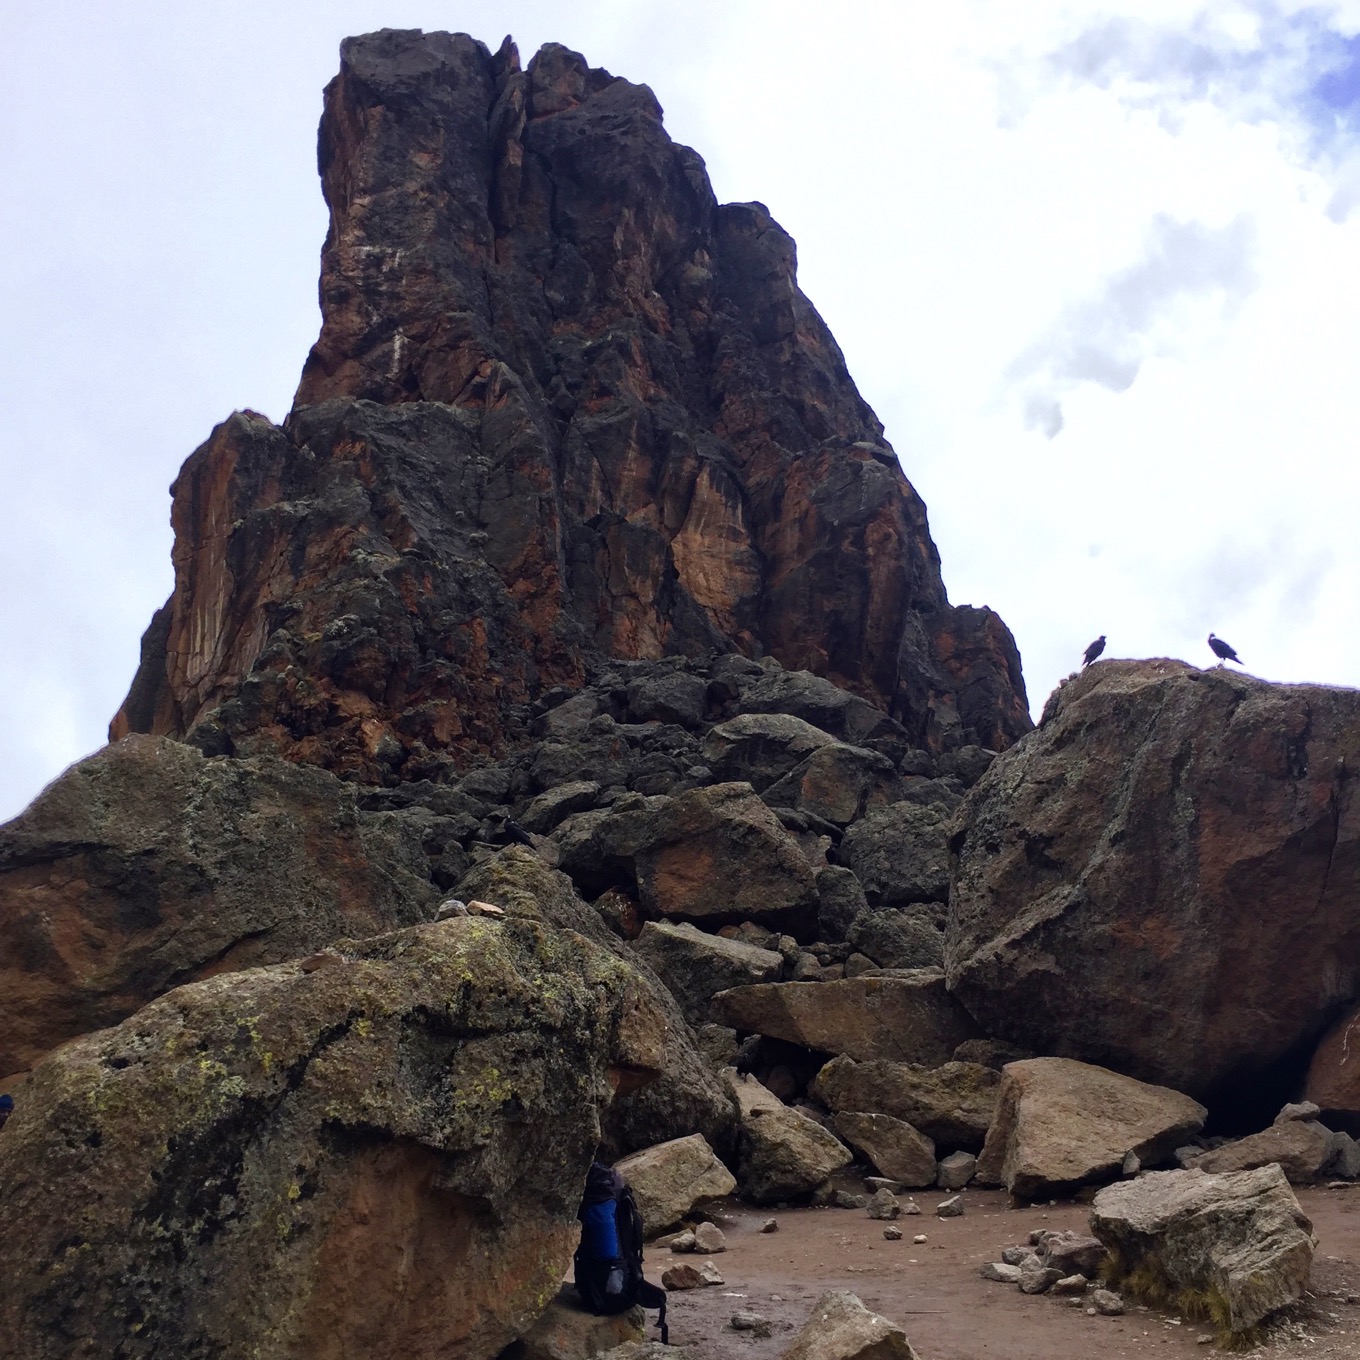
[650,1186,1360,1359]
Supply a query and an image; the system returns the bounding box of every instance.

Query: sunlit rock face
[111,29,1029,780]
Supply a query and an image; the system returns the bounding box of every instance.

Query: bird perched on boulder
[1082,636,1106,667]
[1208,633,1241,666]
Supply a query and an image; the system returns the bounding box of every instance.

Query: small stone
[1122,1150,1141,1176]
[912,1234,927,1244]
[935,1195,964,1218]
[661,1263,703,1291]
[668,1231,696,1253]
[1196,1334,1214,1345]
[902,1198,922,1215]
[864,1176,904,1195]
[434,898,468,920]
[693,1222,727,1254]
[1092,1289,1125,1316]
[1019,1262,1062,1295]
[760,1217,779,1233]
[466,899,505,917]
[1053,1275,1088,1296]
[866,1187,900,1221]
[979,1262,1023,1284]
[831,1190,868,1210]
[697,1261,725,1286]
[883,1226,903,1241]
[936,1151,977,1190]
[730,1313,772,1337]
[1002,1246,1035,1267]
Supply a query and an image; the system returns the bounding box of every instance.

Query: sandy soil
[647,1186,1360,1359]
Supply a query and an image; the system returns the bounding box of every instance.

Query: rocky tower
[111,30,1030,783]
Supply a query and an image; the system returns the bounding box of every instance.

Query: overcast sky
[3,0,1359,822]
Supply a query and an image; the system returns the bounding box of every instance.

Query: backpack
[574,1161,669,1345]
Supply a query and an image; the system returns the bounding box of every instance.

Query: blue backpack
[574,1161,668,1344]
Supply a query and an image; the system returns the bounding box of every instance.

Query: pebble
[883,1226,903,1241]
[668,1231,696,1254]
[935,1195,964,1218]
[693,1222,726,1254]
[902,1198,922,1215]
[760,1218,779,1233]
[697,1261,724,1286]
[466,899,506,917]
[913,1234,927,1244]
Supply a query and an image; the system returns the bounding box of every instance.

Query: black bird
[1082,635,1106,667]
[1208,633,1242,666]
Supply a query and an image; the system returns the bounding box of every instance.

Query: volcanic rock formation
[110,29,1029,782]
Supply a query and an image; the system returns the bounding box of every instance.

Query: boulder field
[5,23,1360,1360]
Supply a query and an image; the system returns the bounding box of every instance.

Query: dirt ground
[648,1185,1360,1359]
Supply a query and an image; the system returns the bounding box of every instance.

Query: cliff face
[112,29,1029,780]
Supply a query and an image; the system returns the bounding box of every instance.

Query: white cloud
[1007,213,1259,436]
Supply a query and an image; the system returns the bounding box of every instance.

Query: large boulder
[0,917,665,1359]
[948,661,1360,1109]
[838,801,953,908]
[613,1133,736,1234]
[1193,1120,1335,1183]
[782,1290,921,1360]
[0,735,437,1077]
[455,849,736,1155]
[846,907,945,969]
[553,785,818,935]
[629,920,783,1027]
[763,743,903,827]
[810,1055,999,1152]
[815,865,871,943]
[831,1112,937,1187]
[723,1072,851,1203]
[975,1058,1207,1199]
[700,714,837,791]
[1090,1165,1316,1339]
[732,671,919,763]
[712,974,979,1067]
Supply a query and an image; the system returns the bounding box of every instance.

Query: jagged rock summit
[111,28,1028,783]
